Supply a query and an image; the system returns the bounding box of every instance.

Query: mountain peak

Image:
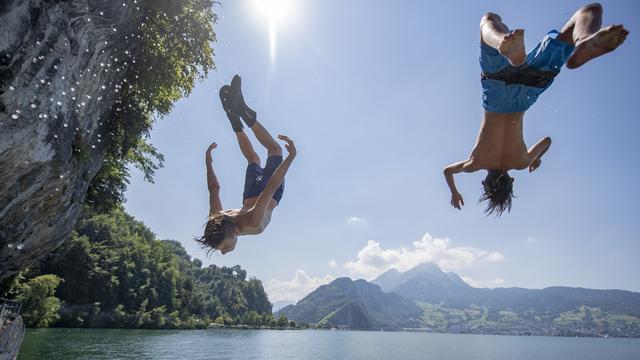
[372,262,471,296]
[278,276,421,330]
[411,262,443,273]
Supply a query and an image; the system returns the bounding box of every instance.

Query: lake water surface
[19,328,640,360]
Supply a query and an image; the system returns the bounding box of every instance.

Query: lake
[18,328,640,360]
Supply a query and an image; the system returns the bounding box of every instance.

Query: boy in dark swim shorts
[444,3,628,216]
[197,75,296,254]
[244,155,285,205]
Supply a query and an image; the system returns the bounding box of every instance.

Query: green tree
[86,0,217,213]
[149,306,167,328]
[277,314,289,328]
[15,275,63,328]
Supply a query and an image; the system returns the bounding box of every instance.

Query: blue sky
[124,0,639,304]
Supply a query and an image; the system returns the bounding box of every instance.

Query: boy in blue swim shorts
[197,75,297,254]
[444,3,628,216]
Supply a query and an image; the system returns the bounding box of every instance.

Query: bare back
[469,111,529,171]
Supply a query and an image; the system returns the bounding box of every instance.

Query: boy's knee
[481,12,501,25]
[580,3,602,15]
[267,143,282,156]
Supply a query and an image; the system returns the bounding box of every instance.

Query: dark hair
[195,214,237,252]
[479,170,514,217]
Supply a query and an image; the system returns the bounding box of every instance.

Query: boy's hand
[278,135,296,158]
[529,158,541,172]
[206,142,217,161]
[451,192,464,210]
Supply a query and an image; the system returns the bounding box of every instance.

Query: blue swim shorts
[243,155,285,204]
[480,30,575,113]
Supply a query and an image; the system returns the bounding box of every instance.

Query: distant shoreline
[25,326,640,339]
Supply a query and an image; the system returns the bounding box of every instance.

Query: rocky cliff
[0,0,215,281]
[0,0,143,280]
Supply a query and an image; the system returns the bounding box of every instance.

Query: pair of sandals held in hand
[219,75,257,132]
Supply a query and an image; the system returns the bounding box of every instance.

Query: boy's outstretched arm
[443,160,475,210]
[527,137,552,173]
[250,135,296,216]
[206,143,223,215]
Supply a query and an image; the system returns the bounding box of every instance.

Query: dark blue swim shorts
[480,30,575,113]
[243,155,285,204]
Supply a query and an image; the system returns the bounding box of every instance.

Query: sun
[251,0,296,64]
[254,0,293,22]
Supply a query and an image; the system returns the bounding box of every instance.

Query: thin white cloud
[526,237,537,243]
[461,276,505,288]
[265,270,335,304]
[485,252,504,263]
[343,233,505,280]
[328,260,337,268]
[347,216,367,225]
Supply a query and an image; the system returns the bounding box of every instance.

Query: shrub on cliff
[13,274,63,328]
[86,0,217,213]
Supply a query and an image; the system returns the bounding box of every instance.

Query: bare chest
[238,199,277,235]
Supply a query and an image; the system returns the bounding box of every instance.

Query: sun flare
[252,0,296,65]
[253,0,293,22]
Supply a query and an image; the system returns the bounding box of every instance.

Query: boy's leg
[236,131,261,165]
[228,75,282,157]
[248,121,283,157]
[559,3,628,69]
[480,12,526,66]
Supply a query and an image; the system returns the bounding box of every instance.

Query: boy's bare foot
[566,25,629,69]
[498,29,526,66]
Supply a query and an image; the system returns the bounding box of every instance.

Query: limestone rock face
[0,0,139,280]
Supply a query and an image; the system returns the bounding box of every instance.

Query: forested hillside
[1,208,275,329]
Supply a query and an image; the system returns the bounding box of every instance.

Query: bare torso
[469,111,530,171]
[221,197,278,235]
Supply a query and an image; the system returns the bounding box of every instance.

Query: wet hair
[195,214,237,253]
[479,170,515,217]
